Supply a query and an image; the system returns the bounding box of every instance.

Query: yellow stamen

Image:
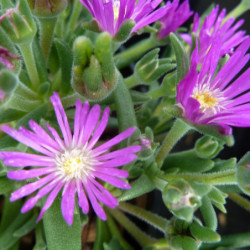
[113,0,120,22]
[193,92,217,109]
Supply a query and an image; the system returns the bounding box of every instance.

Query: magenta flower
[0,92,141,225]
[79,0,169,37]
[181,5,248,63]
[158,0,193,39]
[177,37,250,135]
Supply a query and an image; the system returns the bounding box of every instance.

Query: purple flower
[0,46,20,70]
[177,37,250,135]
[79,0,169,37]
[181,5,248,63]
[0,92,141,225]
[158,0,193,39]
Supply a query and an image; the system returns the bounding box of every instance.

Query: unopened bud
[195,135,223,159]
[0,1,36,44]
[27,0,67,18]
[163,179,201,222]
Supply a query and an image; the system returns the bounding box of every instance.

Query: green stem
[39,17,57,62]
[106,212,133,250]
[66,0,83,38]
[124,74,139,89]
[162,169,236,185]
[155,119,191,165]
[18,43,39,90]
[114,37,161,69]
[228,193,250,212]
[108,208,156,247]
[113,72,137,147]
[225,0,250,21]
[119,202,169,233]
[43,196,82,250]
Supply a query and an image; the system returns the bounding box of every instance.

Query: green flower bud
[195,135,223,159]
[73,36,93,68]
[163,179,201,222]
[0,1,37,44]
[135,49,175,83]
[113,19,135,42]
[27,0,67,18]
[72,33,118,102]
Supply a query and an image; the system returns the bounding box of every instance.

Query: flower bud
[72,33,117,102]
[163,179,201,222]
[27,0,67,18]
[114,19,135,42]
[0,1,36,44]
[135,49,175,83]
[195,135,223,159]
[0,46,20,70]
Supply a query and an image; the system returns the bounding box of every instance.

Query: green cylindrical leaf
[114,19,135,42]
[169,33,189,83]
[43,196,82,250]
[190,220,221,243]
[201,196,217,231]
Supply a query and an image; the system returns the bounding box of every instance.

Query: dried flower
[0,92,141,225]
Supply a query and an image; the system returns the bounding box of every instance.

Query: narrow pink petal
[94,172,131,189]
[37,182,64,222]
[94,167,129,178]
[83,181,107,220]
[87,107,110,150]
[10,174,56,201]
[88,179,118,208]
[72,100,82,147]
[81,104,101,146]
[92,127,135,155]
[7,167,53,180]
[1,125,54,157]
[96,145,141,161]
[50,92,72,147]
[76,180,89,214]
[21,179,58,213]
[46,123,66,150]
[61,181,76,226]
[29,120,60,151]
[96,154,138,168]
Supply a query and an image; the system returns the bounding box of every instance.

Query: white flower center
[113,0,120,22]
[55,147,96,181]
[192,83,229,116]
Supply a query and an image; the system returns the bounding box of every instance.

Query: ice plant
[78,0,169,37]
[0,92,141,225]
[158,0,193,39]
[177,37,250,135]
[181,5,248,62]
[0,46,20,69]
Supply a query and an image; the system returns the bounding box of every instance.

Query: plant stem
[66,0,83,38]
[225,0,250,21]
[162,169,236,185]
[114,37,162,69]
[39,17,57,62]
[113,72,137,147]
[108,208,156,247]
[124,74,139,89]
[18,43,39,90]
[119,202,169,233]
[155,119,191,165]
[228,193,250,212]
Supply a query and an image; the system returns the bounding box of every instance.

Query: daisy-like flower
[0,92,141,225]
[79,0,169,37]
[158,0,193,39]
[177,37,250,135]
[181,5,248,62]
